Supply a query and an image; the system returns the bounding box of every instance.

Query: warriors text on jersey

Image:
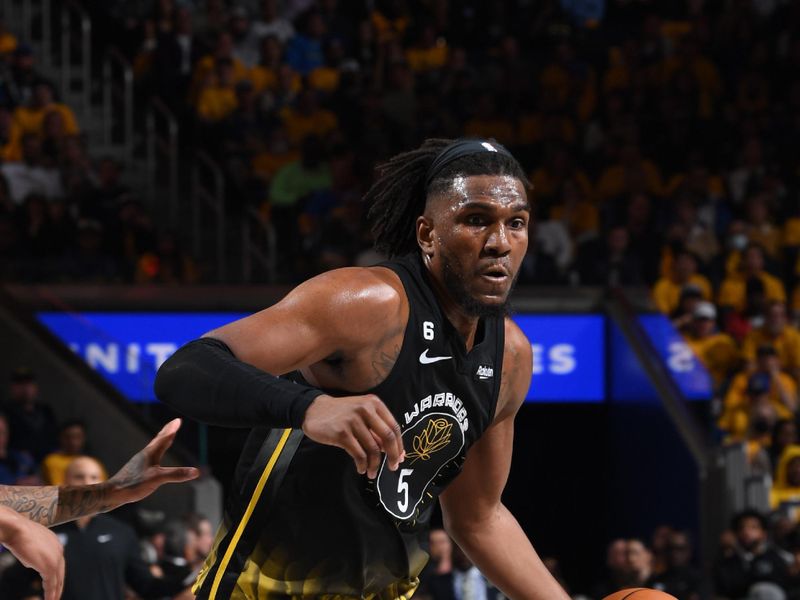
[194,253,505,599]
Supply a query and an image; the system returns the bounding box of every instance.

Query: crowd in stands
[0,21,199,285]
[0,0,796,284]
[0,366,209,599]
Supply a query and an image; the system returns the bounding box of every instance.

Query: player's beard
[440,249,515,318]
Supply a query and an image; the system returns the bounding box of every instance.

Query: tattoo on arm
[0,485,59,526]
[0,450,147,527]
[371,344,400,387]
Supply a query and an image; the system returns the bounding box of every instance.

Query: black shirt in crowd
[53,514,187,600]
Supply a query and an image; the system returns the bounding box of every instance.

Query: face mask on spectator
[728,233,748,251]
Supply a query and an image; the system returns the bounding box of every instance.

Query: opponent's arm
[155,268,406,478]
[0,505,64,600]
[439,321,570,600]
[0,419,198,527]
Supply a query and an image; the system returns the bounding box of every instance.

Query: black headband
[424,139,514,191]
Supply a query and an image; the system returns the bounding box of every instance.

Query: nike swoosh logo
[97,534,112,543]
[419,349,453,364]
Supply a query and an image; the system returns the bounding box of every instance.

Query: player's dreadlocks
[365,138,530,257]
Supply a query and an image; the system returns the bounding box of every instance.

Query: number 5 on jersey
[396,468,414,512]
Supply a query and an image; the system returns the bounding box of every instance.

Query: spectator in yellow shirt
[744,193,781,258]
[720,345,798,440]
[652,248,712,314]
[12,82,79,137]
[595,143,664,203]
[279,88,338,148]
[405,25,448,73]
[683,301,739,390]
[742,302,800,382]
[770,445,800,510]
[41,421,93,485]
[718,243,786,312]
[196,58,238,123]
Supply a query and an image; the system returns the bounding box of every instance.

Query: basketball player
[0,418,198,600]
[156,138,570,599]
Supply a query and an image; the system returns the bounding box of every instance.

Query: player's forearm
[446,503,570,600]
[155,337,321,428]
[0,483,120,527]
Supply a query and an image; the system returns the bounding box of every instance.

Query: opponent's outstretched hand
[302,394,405,479]
[0,506,64,600]
[106,418,200,506]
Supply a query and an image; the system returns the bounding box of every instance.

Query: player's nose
[484,223,512,256]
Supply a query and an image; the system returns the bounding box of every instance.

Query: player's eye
[509,218,526,229]
[466,214,485,226]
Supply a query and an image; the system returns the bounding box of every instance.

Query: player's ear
[416,215,435,257]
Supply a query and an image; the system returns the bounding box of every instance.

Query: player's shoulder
[503,316,532,365]
[291,265,406,321]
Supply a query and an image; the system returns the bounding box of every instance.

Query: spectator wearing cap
[719,345,798,441]
[683,301,739,391]
[770,445,800,512]
[670,284,705,332]
[743,302,800,383]
[8,43,48,108]
[3,367,56,462]
[652,248,712,314]
[718,243,786,313]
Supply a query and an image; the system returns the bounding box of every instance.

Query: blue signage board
[38,312,610,404]
[513,314,606,402]
[37,312,247,402]
[637,314,713,400]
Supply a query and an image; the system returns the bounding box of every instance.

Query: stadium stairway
[0,286,222,524]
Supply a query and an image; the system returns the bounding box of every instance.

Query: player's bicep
[203,299,329,375]
[203,268,401,375]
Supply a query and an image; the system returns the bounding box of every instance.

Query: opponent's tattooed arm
[0,419,198,527]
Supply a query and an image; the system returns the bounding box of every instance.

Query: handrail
[102,47,134,163]
[41,0,52,70]
[191,152,226,281]
[59,1,91,115]
[606,288,711,470]
[606,287,727,575]
[242,206,277,283]
[21,0,33,46]
[145,97,179,225]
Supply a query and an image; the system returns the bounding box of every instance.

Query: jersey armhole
[488,316,506,423]
[363,263,416,394]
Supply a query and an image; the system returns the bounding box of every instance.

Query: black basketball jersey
[194,253,505,599]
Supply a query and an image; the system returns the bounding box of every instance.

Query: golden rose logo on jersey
[406,418,452,463]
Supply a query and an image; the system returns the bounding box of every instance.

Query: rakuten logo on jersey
[530,344,576,375]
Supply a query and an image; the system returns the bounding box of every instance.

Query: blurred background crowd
[3,0,800,598]
[0,367,209,599]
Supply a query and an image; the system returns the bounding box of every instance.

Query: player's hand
[1,506,64,600]
[107,419,200,506]
[302,394,405,479]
